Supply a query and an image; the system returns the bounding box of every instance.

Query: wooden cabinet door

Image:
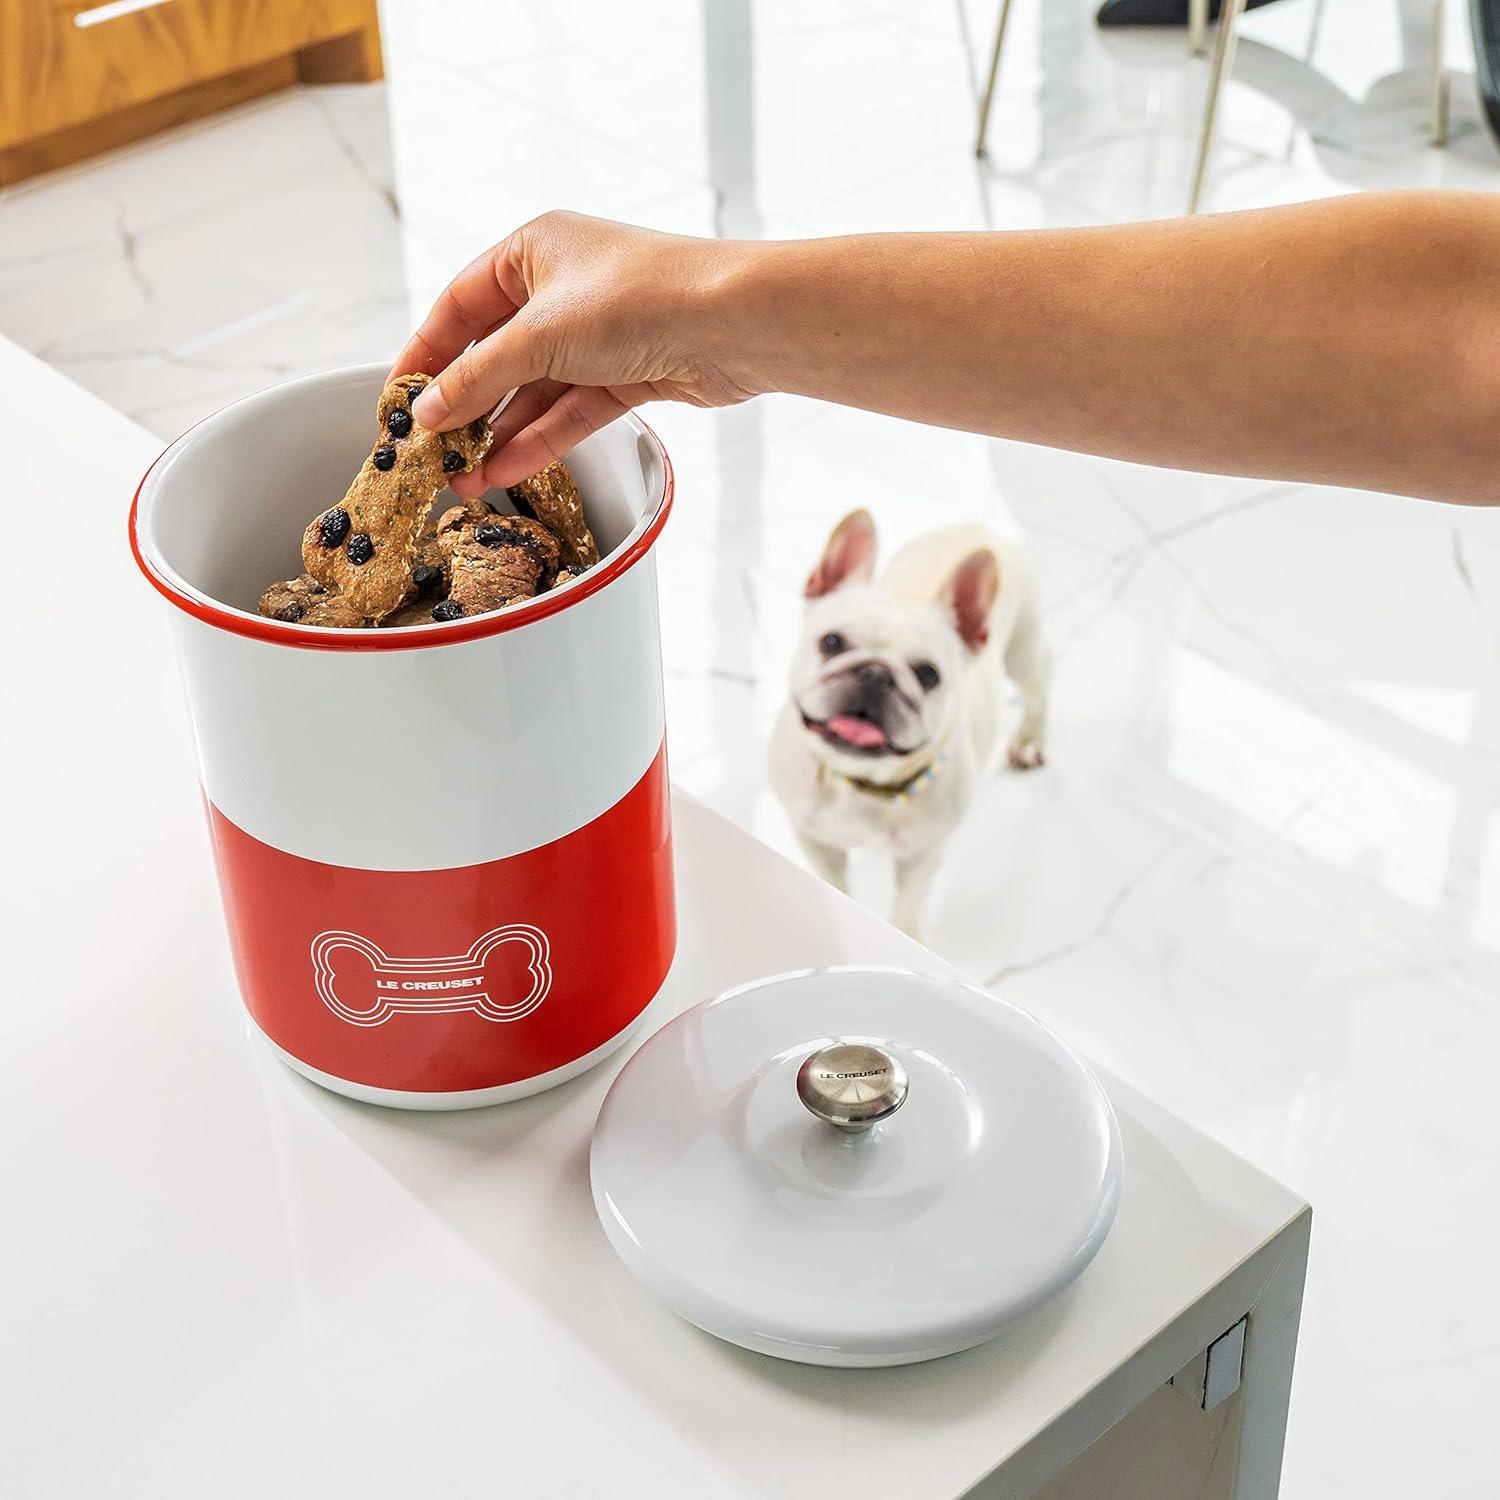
[0,0,380,149]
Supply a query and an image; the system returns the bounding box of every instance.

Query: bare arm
[397,193,1500,505]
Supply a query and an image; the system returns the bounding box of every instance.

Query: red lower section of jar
[205,744,675,1093]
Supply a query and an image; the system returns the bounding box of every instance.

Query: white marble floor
[6,0,1500,1492]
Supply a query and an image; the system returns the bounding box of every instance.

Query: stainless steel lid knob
[796,1043,908,1135]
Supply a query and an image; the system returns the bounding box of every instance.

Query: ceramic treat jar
[131,364,675,1108]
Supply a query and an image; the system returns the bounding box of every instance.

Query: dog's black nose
[857,661,894,695]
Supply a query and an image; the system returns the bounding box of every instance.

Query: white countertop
[0,343,1308,1498]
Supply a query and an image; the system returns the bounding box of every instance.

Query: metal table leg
[975,0,1017,158]
[1190,0,1211,56]
[1432,0,1450,145]
[1188,0,1247,213]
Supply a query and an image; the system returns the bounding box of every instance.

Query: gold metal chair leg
[1190,0,1210,57]
[975,0,1017,158]
[1431,0,1449,146]
[1188,0,1247,214]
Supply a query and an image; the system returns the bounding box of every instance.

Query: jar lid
[590,967,1122,1368]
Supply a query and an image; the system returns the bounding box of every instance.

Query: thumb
[412,309,555,430]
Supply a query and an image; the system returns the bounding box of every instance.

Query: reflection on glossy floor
[5,0,1499,1492]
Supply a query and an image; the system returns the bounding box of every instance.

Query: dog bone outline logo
[310,924,552,1027]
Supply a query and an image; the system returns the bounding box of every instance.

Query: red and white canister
[130,364,675,1108]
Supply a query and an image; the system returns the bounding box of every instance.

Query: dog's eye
[913,660,941,692]
[819,632,847,658]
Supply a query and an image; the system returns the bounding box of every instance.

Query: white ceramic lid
[590,967,1123,1368]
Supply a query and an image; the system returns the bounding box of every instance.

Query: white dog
[769,509,1049,937]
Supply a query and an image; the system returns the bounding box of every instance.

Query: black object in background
[1096,0,1283,23]
[1473,0,1500,139]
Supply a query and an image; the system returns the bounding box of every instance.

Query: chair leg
[1190,0,1210,57]
[1188,0,1247,214]
[975,0,1017,158]
[1432,0,1450,145]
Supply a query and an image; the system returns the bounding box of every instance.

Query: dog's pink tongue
[826,715,887,748]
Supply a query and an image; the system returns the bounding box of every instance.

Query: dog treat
[300,372,493,622]
[413,528,447,586]
[437,498,562,576]
[382,598,445,627]
[433,495,493,535]
[258,574,366,628]
[437,501,561,614]
[257,379,599,629]
[510,461,599,572]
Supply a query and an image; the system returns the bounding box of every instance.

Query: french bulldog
[769,509,1049,938]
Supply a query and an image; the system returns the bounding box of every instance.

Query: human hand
[392,212,758,494]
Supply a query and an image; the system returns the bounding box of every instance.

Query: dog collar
[821,752,947,801]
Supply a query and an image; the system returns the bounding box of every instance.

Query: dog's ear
[941,549,1000,652]
[805,509,877,599]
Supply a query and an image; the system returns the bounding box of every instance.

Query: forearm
[709,193,1500,504]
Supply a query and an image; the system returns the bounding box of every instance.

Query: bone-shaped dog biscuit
[510,460,600,573]
[310,925,552,1027]
[300,372,493,623]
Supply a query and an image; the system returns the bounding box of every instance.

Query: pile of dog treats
[258,372,599,629]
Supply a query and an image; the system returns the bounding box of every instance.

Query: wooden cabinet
[0,0,383,185]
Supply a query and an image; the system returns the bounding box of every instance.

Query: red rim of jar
[129,407,673,652]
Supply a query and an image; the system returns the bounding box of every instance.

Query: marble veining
[3,1,1499,1493]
